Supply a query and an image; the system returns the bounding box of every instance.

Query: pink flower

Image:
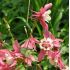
[43,31,63,49]
[24,55,35,66]
[47,50,65,70]
[0,49,17,70]
[21,35,39,50]
[47,50,60,61]
[0,63,10,70]
[32,3,52,31]
[53,39,63,48]
[12,40,36,66]
[38,49,46,62]
[39,34,55,51]
[12,40,25,59]
[32,3,65,70]
[38,31,64,69]
[13,40,20,53]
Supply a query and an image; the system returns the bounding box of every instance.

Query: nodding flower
[38,31,65,70]
[0,49,17,70]
[32,3,52,31]
[12,40,25,60]
[21,35,39,50]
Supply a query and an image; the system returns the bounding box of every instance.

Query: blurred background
[0,0,69,70]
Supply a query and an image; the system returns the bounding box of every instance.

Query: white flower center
[42,10,51,22]
[39,38,53,50]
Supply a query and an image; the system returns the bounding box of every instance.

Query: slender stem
[26,0,32,33]
[33,21,41,36]
[27,0,30,24]
[3,18,14,45]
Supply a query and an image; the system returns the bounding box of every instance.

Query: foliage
[0,0,69,70]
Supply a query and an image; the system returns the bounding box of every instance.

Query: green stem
[26,0,32,33]
[34,21,41,36]
[34,0,40,11]
[3,18,14,45]
[27,0,30,23]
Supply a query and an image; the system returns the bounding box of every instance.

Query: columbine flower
[38,31,65,70]
[43,31,63,49]
[21,35,39,50]
[12,40,25,60]
[32,3,52,31]
[0,49,17,70]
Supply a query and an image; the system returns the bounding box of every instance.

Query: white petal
[46,10,51,14]
[44,15,51,22]
[42,10,51,22]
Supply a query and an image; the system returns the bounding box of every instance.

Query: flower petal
[38,49,46,62]
[44,3,52,10]
[13,40,20,52]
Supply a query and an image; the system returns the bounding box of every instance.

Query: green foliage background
[0,0,69,70]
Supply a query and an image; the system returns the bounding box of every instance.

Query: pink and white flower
[32,3,52,31]
[21,35,39,50]
[0,49,17,70]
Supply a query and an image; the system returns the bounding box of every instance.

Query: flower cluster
[0,40,36,70]
[32,3,66,70]
[0,3,68,70]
